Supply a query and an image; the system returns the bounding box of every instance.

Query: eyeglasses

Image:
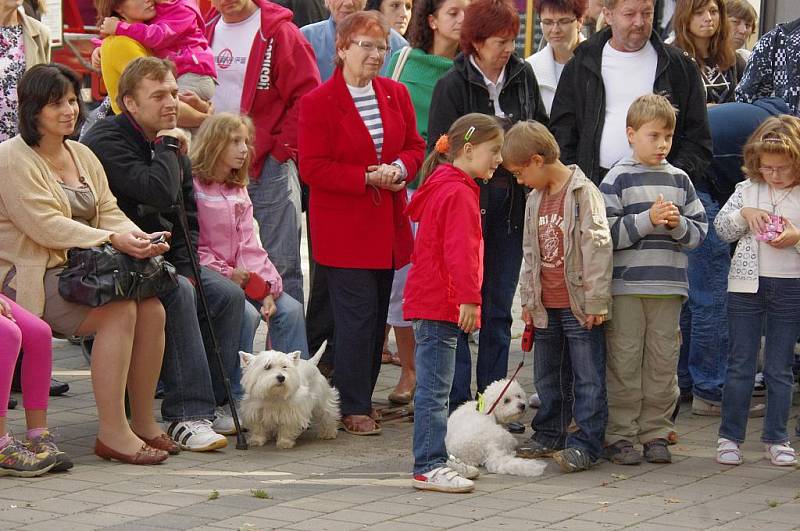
[350,40,389,55]
[541,17,577,28]
[759,165,795,177]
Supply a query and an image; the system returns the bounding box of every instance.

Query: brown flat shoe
[388,386,415,405]
[135,432,180,455]
[341,415,381,436]
[94,439,169,465]
[381,349,394,364]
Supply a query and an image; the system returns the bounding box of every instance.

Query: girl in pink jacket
[100,0,216,101]
[190,114,308,382]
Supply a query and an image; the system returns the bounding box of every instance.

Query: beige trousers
[605,295,682,445]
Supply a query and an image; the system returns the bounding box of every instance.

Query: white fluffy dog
[239,348,340,449]
[446,379,547,477]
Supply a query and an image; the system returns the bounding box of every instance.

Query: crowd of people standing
[0,0,798,496]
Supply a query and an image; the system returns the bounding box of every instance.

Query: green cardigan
[386,47,453,188]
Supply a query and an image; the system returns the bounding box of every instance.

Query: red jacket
[298,69,425,269]
[403,164,483,326]
[205,0,320,175]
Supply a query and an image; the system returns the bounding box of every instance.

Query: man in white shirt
[206,0,320,305]
[550,0,710,185]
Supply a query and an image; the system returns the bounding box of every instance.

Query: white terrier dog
[446,379,547,477]
[239,348,340,449]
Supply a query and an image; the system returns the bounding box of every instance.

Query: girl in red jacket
[405,113,504,493]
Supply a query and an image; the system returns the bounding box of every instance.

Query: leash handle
[485,355,525,415]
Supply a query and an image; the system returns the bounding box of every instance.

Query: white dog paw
[318,431,337,440]
[248,434,267,447]
[276,438,296,449]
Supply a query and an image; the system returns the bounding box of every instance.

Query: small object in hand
[150,234,167,245]
[244,273,270,301]
[756,214,785,241]
[521,324,534,352]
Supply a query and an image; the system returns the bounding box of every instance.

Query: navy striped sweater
[599,157,708,297]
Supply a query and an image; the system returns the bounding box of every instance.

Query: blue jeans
[236,293,309,400]
[450,184,523,409]
[249,156,304,304]
[158,275,217,422]
[239,293,309,356]
[195,267,245,407]
[719,278,800,444]
[413,319,459,475]
[531,309,607,460]
[679,191,730,404]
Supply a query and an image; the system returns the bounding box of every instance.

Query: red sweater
[298,69,425,269]
[403,164,483,326]
[205,0,320,175]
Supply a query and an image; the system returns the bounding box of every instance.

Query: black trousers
[305,211,335,363]
[325,266,393,416]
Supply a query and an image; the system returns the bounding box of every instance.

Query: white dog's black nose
[518,403,526,411]
[277,374,285,383]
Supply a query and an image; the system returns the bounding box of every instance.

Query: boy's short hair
[626,93,677,131]
[502,120,560,166]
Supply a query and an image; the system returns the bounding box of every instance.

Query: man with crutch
[83,57,246,451]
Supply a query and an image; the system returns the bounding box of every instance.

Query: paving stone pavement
[4,234,800,530]
[4,333,800,530]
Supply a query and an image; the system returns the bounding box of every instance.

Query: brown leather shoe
[94,439,168,465]
[135,433,180,455]
[388,385,415,405]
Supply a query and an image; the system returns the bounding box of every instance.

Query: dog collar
[476,393,485,413]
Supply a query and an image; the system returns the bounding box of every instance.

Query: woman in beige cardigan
[0,64,173,465]
[0,0,51,142]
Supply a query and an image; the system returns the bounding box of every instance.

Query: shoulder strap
[391,46,412,81]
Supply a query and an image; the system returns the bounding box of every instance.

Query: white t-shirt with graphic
[599,41,658,170]
[211,9,261,114]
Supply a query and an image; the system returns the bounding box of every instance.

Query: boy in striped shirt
[599,94,708,466]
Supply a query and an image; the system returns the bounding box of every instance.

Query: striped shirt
[599,157,708,297]
[348,82,384,160]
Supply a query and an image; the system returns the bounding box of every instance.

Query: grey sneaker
[643,438,672,463]
[516,438,557,459]
[211,406,237,435]
[25,430,72,472]
[0,438,56,477]
[604,440,642,465]
[553,447,594,473]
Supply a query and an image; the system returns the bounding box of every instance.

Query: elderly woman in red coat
[299,10,425,436]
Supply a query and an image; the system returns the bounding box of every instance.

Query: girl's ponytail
[420,134,452,185]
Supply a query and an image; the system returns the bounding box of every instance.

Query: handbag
[391,46,412,81]
[58,243,178,307]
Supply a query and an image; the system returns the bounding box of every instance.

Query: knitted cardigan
[715,178,800,293]
[0,136,138,316]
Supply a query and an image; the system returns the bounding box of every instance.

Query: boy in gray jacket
[600,94,707,465]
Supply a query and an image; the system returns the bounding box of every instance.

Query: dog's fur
[446,379,547,477]
[239,348,340,449]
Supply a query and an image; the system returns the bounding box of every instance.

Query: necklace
[35,147,86,185]
[769,185,794,214]
[36,148,67,173]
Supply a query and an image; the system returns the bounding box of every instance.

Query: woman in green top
[381,0,467,407]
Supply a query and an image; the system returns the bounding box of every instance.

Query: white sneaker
[167,419,228,452]
[446,455,480,479]
[212,406,237,435]
[529,393,541,408]
[412,466,474,493]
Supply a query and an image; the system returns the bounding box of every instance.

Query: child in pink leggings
[0,294,70,476]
